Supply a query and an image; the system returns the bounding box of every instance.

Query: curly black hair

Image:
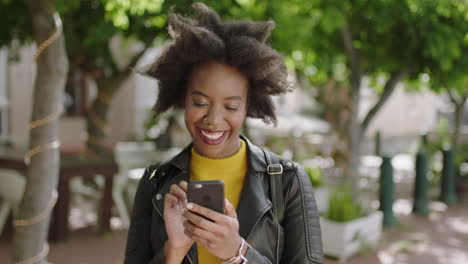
[141,2,290,125]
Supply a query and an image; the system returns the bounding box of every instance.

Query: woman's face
[184,61,248,159]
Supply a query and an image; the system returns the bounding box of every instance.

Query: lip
[197,128,229,145]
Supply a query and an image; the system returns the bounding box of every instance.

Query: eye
[193,101,208,107]
[225,106,238,111]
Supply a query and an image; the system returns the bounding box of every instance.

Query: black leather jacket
[124,136,323,264]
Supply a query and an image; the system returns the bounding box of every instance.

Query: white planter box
[320,211,383,261]
[313,187,329,213]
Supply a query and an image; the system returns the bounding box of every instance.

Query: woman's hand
[183,199,245,261]
[164,181,194,254]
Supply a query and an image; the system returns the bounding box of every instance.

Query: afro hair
[141,2,291,125]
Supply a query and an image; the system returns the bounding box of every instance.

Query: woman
[124,3,322,264]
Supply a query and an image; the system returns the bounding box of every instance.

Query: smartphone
[187,180,225,214]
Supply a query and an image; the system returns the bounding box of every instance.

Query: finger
[184,229,213,250]
[179,181,188,192]
[183,220,216,241]
[164,193,179,208]
[170,184,187,201]
[186,202,224,222]
[183,210,218,231]
[178,181,189,206]
[224,199,237,218]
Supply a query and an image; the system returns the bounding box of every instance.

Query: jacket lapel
[152,146,192,219]
[152,170,188,218]
[236,136,272,240]
[236,169,271,239]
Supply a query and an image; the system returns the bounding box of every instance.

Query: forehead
[187,61,249,97]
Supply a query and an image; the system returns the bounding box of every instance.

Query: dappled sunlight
[375,200,468,264]
[378,235,468,264]
[393,199,413,215]
[428,202,448,221]
[407,232,430,242]
[429,201,448,212]
[429,212,443,221]
[446,216,468,234]
[378,240,415,264]
[446,237,464,248]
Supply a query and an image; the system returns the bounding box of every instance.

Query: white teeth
[201,130,224,140]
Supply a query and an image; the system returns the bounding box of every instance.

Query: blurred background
[0,0,467,263]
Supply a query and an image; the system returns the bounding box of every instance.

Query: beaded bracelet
[220,238,248,264]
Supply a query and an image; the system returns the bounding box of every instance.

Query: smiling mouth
[200,129,224,140]
[198,128,228,145]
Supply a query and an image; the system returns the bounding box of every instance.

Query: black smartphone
[187,180,225,214]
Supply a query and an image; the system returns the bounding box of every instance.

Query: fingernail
[187,203,193,209]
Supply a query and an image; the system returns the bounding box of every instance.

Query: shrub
[326,184,363,222]
[306,167,324,188]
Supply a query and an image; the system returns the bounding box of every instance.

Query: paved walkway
[1,177,467,264]
[325,201,468,264]
[0,227,128,264]
[2,201,466,264]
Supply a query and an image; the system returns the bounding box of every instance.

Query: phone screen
[187,180,225,214]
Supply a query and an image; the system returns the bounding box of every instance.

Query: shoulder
[141,146,189,186]
[261,148,306,175]
[261,148,309,188]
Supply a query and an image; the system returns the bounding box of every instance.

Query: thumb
[224,198,237,218]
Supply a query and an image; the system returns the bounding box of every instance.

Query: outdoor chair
[0,168,26,235]
[113,141,158,228]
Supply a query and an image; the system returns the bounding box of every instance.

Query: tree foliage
[270,0,467,85]
[264,0,468,180]
[1,0,466,159]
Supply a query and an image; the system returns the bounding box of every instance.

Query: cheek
[229,111,246,132]
[184,109,199,129]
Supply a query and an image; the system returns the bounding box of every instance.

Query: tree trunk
[452,95,466,148]
[344,84,362,184]
[85,47,149,158]
[345,69,408,186]
[13,1,68,263]
[361,69,410,135]
[341,26,362,183]
[85,77,122,158]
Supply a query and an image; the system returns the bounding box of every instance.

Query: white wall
[363,85,438,137]
[0,47,9,139]
[132,48,161,140]
[359,83,440,155]
[7,45,137,149]
[108,75,136,142]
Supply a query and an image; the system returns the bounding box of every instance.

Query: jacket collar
[155,135,271,240]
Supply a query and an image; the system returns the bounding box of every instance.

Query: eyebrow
[191,90,243,101]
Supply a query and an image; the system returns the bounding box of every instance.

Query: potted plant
[320,184,383,261]
[306,167,329,213]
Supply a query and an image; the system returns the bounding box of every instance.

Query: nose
[203,107,223,127]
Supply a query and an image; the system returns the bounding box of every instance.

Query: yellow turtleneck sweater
[190,139,248,264]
